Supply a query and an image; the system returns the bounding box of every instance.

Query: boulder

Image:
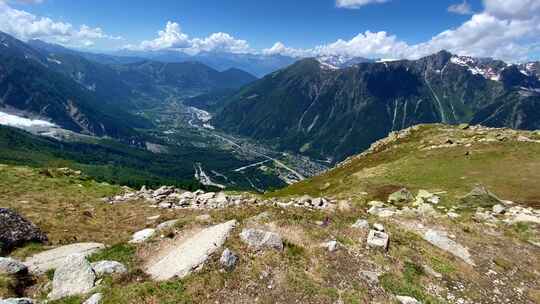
[373,223,385,232]
[388,188,414,204]
[0,208,48,254]
[460,185,502,209]
[129,228,156,244]
[48,254,96,300]
[24,242,105,274]
[415,190,440,205]
[240,229,283,251]
[83,293,103,304]
[147,220,237,281]
[368,206,396,218]
[91,261,127,277]
[321,240,341,252]
[219,248,238,270]
[0,257,27,275]
[492,204,506,215]
[396,295,421,304]
[423,229,475,266]
[367,230,389,250]
[351,219,369,229]
[156,219,180,231]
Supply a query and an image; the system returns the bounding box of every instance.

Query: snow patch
[47,57,62,65]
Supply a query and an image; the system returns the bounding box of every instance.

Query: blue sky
[1,0,539,61]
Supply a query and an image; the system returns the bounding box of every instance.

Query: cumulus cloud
[0,0,121,47]
[336,0,389,9]
[448,1,473,15]
[124,21,251,55]
[264,0,540,62]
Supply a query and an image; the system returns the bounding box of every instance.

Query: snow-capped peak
[450,55,501,82]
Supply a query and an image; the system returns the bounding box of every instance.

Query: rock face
[91,261,127,277]
[240,229,284,251]
[351,219,369,229]
[367,230,389,251]
[0,257,27,275]
[0,208,48,254]
[48,254,96,300]
[24,242,105,274]
[129,228,156,244]
[146,220,237,281]
[423,229,475,266]
[219,248,238,270]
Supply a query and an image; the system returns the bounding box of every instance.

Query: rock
[156,219,180,231]
[196,214,212,221]
[48,254,96,300]
[129,228,156,243]
[388,188,414,204]
[215,192,229,205]
[91,261,127,277]
[396,295,421,304]
[147,220,237,281]
[0,208,48,254]
[416,203,438,216]
[509,213,540,224]
[240,229,284,251]
[351,219,369,229]
[415,190,440,205]
[359,270,380,285]
[219,248,238,270]
[423,265,442,279]
[368,206,396,218]
[367,230,389,251]
[337,200,351,212]
[368,201,384,208]
[83,293,103,304]
[423,229,475,266]
[24,242,105,274]
[0,257,27,275]
[447,212,460,219]
[492,204,506,215]
[460,185,502,208]
[297,195,312,205]
[0,298,34,304]
[197,192,216,201]
[321,240,341,252]
[373,223,385,232]
[248,212,272,223]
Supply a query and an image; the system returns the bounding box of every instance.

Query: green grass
[88,243,137,269]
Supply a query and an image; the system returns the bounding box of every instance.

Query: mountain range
[212,51,540,162]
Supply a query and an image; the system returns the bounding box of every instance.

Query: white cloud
[0,0,121,47]
[264,0,540,62]
[336,0,389,9]
[448,1,473,15]
[124,21,251,55]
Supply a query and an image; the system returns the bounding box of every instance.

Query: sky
[0,0,539,62]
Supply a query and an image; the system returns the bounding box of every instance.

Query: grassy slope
[271,124,540,207]
[1,124,539,304]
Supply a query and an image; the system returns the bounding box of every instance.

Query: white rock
[156,219,180,231]
[91,261,127,277]
[322,240,341,252]
[240,229,283,251]
[196,214,212,221]
[219,248,238,270]
[423,229,475,266]
[83,293,103,304]
[0,298,34,304]
[24,243,105,274]
[373,223,385,232]
[492,204,506,215]
[129,228,156,243]
[147,220,237,281]
[351,219,369,229]
[0,257,27,275]
[48,254,96,300]
[447,212,460,219]
[396,295,421,304]
[367,230,389,250]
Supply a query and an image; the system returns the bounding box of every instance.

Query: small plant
[88,243,136,269]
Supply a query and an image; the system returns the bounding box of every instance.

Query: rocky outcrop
[423,229,475,266]
[48,254,96,300]
[129,229,156,244]
[0,208,47,254]
[146,220,237,281]
[24,243,105,274]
